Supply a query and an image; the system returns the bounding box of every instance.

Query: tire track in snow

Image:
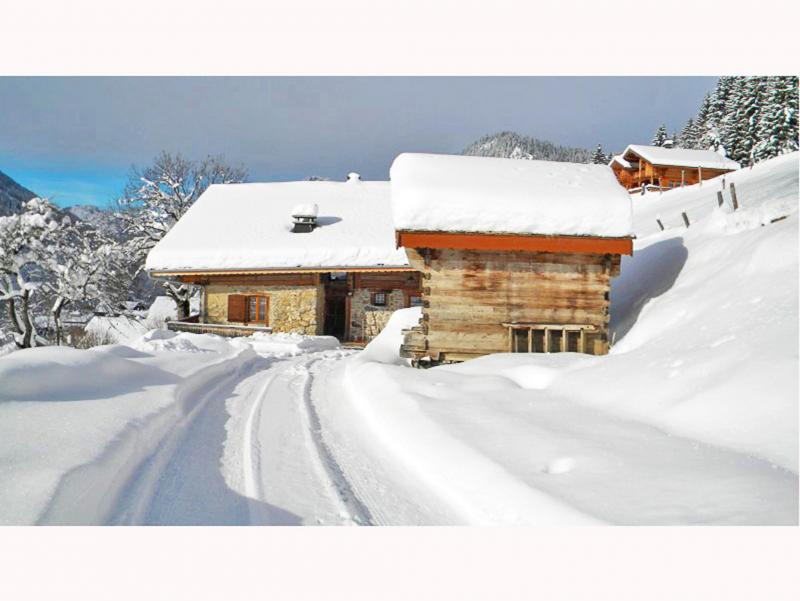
[241,370,277,503]
[294,353,374,526]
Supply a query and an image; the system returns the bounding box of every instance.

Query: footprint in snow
[542,457,576,475]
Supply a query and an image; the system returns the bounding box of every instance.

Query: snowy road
[104,349,370,526]
[80,344,793,526]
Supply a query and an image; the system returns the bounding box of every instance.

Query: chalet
[145,175,421,343]
[610,144,740,193]
[390,153,633,364]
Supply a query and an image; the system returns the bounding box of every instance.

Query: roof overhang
[148,265,415,279]
[622,145,739,170]
[396,230,633,256]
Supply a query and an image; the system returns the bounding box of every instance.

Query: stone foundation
[349,288,406,340]
[205,284,321,335]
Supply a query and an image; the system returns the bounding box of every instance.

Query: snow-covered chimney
[291,203,319,233]
[347,172,361,183]
[663,139,674,149]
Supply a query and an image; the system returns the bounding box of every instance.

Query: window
[245,295,269,325]
[505,324,598,355]
[407,295,423,308]
[371,291,387,306]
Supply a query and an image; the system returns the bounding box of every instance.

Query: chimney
[663,139,674,149]
[347,172,361,183]
[291,203,319,233]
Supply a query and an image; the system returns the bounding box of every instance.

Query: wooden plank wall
[406,248,619,359]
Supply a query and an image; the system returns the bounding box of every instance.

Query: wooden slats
[397,231,633,256]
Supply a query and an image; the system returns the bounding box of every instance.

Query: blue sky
[0,77,717,208]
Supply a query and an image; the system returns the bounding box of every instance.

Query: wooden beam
[396,231,633,256]
[150,266,416,279]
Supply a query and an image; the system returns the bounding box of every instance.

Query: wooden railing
[166,320,272,338]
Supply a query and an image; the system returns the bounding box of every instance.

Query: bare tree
[117,152,247,318]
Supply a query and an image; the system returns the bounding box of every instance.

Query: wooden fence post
[716,191,724,207]
[682,212,690,228]
[656,218,664,231]
[730,183,739,210]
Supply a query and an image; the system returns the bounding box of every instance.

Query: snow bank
[145,180,409,272]
[0,332,255,524]
[146,296,178,322]
[0,346,173,402]
[390,152,632,237]
[246,331,340,356]
[130,329,209,354]
[343,360,601,525]
[357,307,421,365]
[84,314,150,345]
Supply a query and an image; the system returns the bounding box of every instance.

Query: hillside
[0,169,37,216]
[65,204,127,240]
[462,131,592,163]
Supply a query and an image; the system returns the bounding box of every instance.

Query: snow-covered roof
[609,155,633,169]
[622,145,741,170]
[390,153,632,237]
[145,180,410,272]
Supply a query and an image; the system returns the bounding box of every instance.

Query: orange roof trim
[396,230,633,256]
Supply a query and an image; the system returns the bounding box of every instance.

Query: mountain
[0,169,37,216]
[462,131,592,164]
[65,204,127,240]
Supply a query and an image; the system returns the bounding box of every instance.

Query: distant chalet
[390,153,633,363]
[146,173,421,343]
[610,144,740,193]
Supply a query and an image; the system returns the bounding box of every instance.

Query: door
[323,296,346,339]
[322,273,349,340]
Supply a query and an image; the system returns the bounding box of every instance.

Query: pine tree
[721,77,747,163]
[732,77,768,166]
[679,118,699,149]
[754,76,799,161]
[651,124,668,147]
[591,144,608,164]
[702,76,737,151]
[694,93,713,149]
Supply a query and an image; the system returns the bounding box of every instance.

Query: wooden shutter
[227,294,246,322]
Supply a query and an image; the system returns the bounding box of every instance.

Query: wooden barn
[146,175,421,343]
[610,144,740,193]
[390,153,634,363]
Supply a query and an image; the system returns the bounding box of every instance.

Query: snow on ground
[0,154,796,526]
[84,314,151,344]
[0,331,256,524]
[321,152,798,525]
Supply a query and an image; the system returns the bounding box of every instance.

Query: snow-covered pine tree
[721,77,748,163]
[118,152,247,319]
[702,76,737,150]
[679,118,699,149]
[694,93,713,149]
[730,76,769,166]
[591,144,608,164]
[651,124,669,147]
[754,76,799,162]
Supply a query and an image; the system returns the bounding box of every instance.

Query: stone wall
[349,288,406,341]
[205,284,321,335]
